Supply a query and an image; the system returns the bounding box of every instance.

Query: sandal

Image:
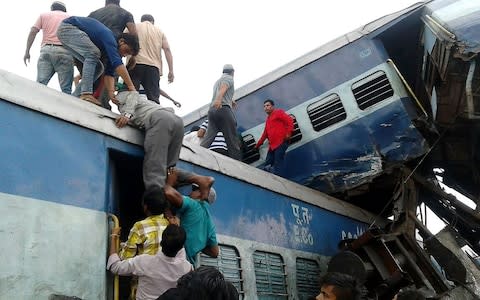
[79,94,102,106]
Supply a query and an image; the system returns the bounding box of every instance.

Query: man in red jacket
[255,99,294,176]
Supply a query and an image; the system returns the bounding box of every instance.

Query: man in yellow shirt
[120,187,170,259]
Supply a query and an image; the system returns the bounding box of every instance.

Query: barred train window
[241,134,260,164]
[296,258,320,300]
[253,250,288,299]
[289,114,302,144]
[198,244,244,297]
[351,70,394,110]
[307,93,347,132]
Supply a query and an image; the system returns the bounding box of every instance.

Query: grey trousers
[143,109,184,190]
[200,106,242,160]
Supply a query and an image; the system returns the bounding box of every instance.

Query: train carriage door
[108,149,146,300]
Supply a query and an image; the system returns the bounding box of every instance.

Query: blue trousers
[264,141,289,177]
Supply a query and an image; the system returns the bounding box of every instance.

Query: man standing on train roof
[113,90,183,191]
[23,1,74,95]
[200,64,242,160]
[255,99,294,177]
[127,14,174,104]
[56,16,139,106]
[88,0,136,39]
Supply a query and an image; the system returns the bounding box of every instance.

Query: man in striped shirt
[198,119,228,156]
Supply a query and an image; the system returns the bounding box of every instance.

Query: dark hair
[106,0,120,5]
[161,224,186,257]
[264,99,275,106]
[51,1,66,12]
[319,272,361,300]
[141,14,155,23]
[156,287,183,299]
[396,287,425,300]
[171,266,239,300]
[142,186,168,215]
[224,281,239,299]
[118,33,140,56]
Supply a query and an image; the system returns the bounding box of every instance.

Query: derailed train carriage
[0,0,479,299]
[183,0,480,260]
[182,0,480,298]
[0,70,377,299]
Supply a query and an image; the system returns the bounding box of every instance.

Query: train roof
[423,0,480,56]
[0,68,383,225]
[182,1,428,126]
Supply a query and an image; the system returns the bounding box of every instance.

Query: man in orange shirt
[255,99,294,177]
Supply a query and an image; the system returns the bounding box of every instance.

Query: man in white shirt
[107,224,193,300]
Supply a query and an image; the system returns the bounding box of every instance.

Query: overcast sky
[0,0,423,116]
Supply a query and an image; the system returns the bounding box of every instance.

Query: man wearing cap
[24,1,74,94]
[200,64,242,160]
[163,168,219,264]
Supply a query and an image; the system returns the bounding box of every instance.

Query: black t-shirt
[88,5,134,38]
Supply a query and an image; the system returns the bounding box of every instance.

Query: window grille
[352,71,394,110]
[289,114,302,144]
[199,244,244,297]
[253,251,288,299]
[296,258,320,299]
[241,134,260,164]
[307,94,346,131]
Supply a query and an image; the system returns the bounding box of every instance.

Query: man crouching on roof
[113,90,184,190]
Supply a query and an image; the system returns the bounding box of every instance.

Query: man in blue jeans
[24,1,73,94]
[255,99,294,177]
[57,16,139,105]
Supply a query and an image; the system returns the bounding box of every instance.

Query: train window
[296,258,320,299]
[352,70,394,110]
[241,134,260,164]
[198,244,244,297]
[307,93,347,132]
[253,250,288,299]
[289,114,302,144]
